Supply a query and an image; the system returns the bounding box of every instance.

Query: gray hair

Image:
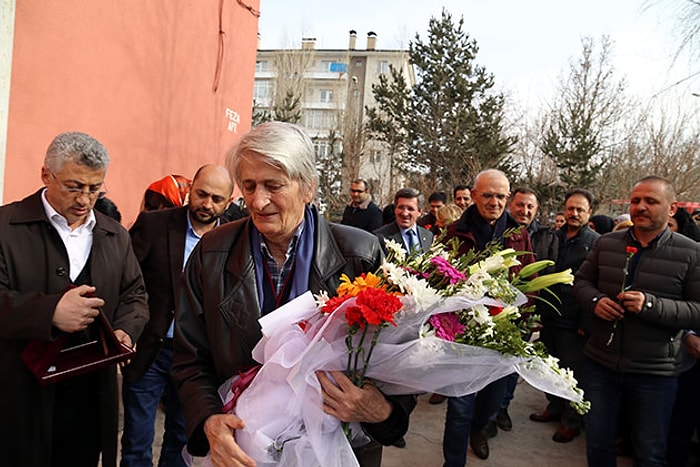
[226,122,318,194]
[394,187,423,207]
[44,132,110,173]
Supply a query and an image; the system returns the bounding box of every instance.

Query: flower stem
[360,327,383,382]
[352,326,368,386]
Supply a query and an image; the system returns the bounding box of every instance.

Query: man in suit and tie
[120,165,234,466]
[373,187,433,448]
[374,188,434,256]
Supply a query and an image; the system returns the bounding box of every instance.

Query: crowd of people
[1,123,700,467]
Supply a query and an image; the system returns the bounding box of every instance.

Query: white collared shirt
[41,189,96,282]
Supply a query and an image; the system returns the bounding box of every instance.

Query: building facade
[1,0,259,225]
[254,31,414,213]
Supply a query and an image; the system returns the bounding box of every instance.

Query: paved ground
[116,376,641,466]
[381,380,631,467]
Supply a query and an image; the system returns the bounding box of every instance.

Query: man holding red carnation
[574,176,700,466]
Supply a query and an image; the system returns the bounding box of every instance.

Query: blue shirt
[167,214,219,338]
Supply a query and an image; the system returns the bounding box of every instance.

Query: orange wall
[6,0,259,225]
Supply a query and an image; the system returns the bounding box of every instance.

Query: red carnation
[344,305,366,329]
[322,295,351,314]
[354,287,402,327]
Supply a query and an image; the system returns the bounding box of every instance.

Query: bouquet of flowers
[205,235,588,467]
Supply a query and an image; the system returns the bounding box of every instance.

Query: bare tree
[508,109,562,221]
[342,76,366,185]
[636,106,700,199]
[669,0,700,65]
[540,36,629,198]
[252,48,315,124]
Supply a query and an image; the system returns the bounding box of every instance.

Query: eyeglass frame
[473,190,509,201]
[48,171,108,199]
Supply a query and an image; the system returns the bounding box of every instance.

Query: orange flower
[337,272,384,297]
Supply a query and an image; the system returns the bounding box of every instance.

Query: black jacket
[528,220,558,267]
[541,225,599,330]
[575,229,700,376]
[171,207,415,458]
[341,201,383,233]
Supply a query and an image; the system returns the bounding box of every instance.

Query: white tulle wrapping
[194,291,583,467]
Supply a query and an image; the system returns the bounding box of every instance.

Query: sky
[257,0,699,112]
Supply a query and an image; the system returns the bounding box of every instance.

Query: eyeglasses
[475,191,508,201]
[49,172,107,199]
[350,189,365,194]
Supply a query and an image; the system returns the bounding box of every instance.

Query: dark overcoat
[0,190,149,467]
[121,206,188,380]
[373,221,434,254]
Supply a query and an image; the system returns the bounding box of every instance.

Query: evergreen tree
[274,89,302,124]
[407,9,515,188]
[366,64,411,198]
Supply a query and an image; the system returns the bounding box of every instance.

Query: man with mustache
[529,188,598,443]
[574,176,700,466]
[121,165,233,466]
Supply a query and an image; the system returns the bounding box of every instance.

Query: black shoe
[484,419,498,438]
[392,436,406,448]
[470,430,490,459]
[496,407,513,431]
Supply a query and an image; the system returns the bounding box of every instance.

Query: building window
[304,110,336,130]
[321,60,333,72]
[376,61,389,74]
[370,150,381,163]
[314,141,329,157]
[255,60,268,72]
[253,81,272,101]
[319,89,333,103]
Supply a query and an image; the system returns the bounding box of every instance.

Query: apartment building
[254,31,415,206]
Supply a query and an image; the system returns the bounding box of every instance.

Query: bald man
[120,165,234,466]
[441,169,535,465]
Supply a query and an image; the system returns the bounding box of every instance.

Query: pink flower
[428,313,466,342]
[430,256,467,285]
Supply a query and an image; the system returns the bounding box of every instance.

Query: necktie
[407,229,417,252]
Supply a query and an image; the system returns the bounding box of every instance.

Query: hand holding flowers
[211,234,589,466]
